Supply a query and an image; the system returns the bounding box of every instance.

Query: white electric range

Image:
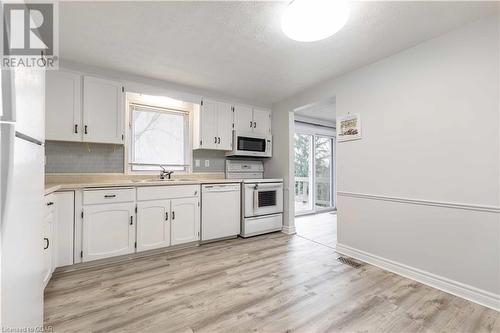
[226,160,283,237]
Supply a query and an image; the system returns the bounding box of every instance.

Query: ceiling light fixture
[281,0,350,42]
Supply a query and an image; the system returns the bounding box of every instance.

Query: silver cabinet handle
[250,121,253,128]
[104,194,116,198]
[165,212,168,221]
[218,137,220,144]
[130,216,133,225]
[46,202,54,206]
[253,121,256,128]
[172,211,175,220]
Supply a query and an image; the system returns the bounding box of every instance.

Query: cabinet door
[45,70,82,142]
[82,203,135,262]
[54,192,74,267]
[233,105,253,133]
[252,108,271,135]
[216,102,233,151]
[200,99,218,149]
[83,76,124,144]
[42,212,54,287]
[171,198,200,245]
[137,200,171,252]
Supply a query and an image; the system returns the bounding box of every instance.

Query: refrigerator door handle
[15,131,43,146]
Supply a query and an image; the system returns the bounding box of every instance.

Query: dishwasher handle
[202,185,240,193]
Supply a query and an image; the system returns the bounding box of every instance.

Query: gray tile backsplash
[45,142,228,174]
[192,150,226,173]
[45,141,125,173]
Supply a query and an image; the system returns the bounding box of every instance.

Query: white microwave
[226,131,272,157]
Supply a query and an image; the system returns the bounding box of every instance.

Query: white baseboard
[281,225,296,235]
[336,243,500,311]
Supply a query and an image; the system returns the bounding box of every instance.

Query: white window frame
[127,103,192,174]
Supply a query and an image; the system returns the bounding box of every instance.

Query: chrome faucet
[159,166,174,180]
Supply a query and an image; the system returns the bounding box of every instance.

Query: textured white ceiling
[59,1,496,105]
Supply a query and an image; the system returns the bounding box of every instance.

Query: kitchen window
[130,103,190,172]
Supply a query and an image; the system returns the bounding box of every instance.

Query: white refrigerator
[0,68,45,329]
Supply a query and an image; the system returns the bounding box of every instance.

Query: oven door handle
[253,189,259,211]
[250,183,282,189]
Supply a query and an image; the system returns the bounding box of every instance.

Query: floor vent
[337,256,364,268]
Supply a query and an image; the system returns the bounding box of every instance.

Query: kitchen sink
[131,179,173,183]
[131,178,194,183]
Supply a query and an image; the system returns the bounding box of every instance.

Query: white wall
[270,15,500,309]
[264,109,295,233]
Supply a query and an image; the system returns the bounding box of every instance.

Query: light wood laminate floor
[296,212,337,248]
[45,233,499,333]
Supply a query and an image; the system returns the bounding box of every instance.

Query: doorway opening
[293,96,337,248]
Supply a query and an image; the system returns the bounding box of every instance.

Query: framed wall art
[337,113,362,142]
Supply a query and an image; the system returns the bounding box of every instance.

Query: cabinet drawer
[44,194,56,217]
[137,185,200,201]
[83,188,135,205]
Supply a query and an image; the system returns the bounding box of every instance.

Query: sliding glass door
[294,132,335,215]
[314,136,333,210]
[294,134,313,213]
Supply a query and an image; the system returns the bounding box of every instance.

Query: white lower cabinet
[136,200,171,252]
[137,185,200,248]
[74,185,200,264]
[42,212,54,287]
[54,191,75,267]
[82,202,136,262]
[43,194,56,288]
[171,198,200,245]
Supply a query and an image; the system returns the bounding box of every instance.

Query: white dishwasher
[201,184,241,242]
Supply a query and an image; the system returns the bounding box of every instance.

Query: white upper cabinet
[233,105,271,135]
[83,76,124,144]
[233,105,253,133]
[45,70,82,142]
[136,200,171,252]
[171,197,200,245]
[45,71,124,144]
[216,102,233,151]
[252,108,271,135]
[197,99,218,150]
[193,99,233,151]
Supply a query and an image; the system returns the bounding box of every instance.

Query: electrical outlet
[204,160,210,167]
[195,159,200,167]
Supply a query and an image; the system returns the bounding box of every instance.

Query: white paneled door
[136,200,171,251]
[171,198,200,245]
[200,99,218,149]
[216,102,233,150]
[83,76,124,144]
[82,202,135,262]
[252,108,271,135]
[45,70,82,142]
[233,105,253,132]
